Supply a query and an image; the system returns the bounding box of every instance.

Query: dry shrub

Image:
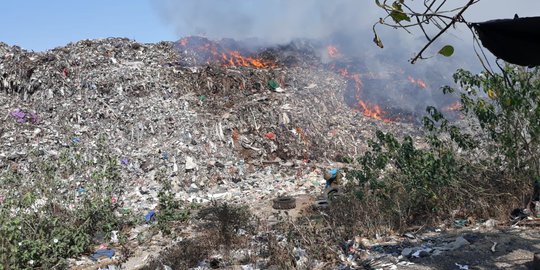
[142,238,211,270]
[265,233,296,269]
[143,202,257,269]
[197,202,256,251]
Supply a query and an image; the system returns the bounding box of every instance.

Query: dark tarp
[472,16,540,67]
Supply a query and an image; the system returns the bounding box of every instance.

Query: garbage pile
[1,36,418,201]
[0,38,420,268]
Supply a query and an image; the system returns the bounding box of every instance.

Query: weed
[154,169,192,235]
[0,136,133,269]
[197,202,255,251]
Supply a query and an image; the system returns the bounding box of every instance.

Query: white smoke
[154,0,377,44]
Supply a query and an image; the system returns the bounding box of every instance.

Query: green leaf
[390,10,410,23]
[389,2,410,23]
[438,45,454,57]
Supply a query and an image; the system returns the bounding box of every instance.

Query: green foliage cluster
[348,65,540,227]
[351,130,464,217]
[0,141,129,269]
[446,67,540,179]
[155,169,193,235]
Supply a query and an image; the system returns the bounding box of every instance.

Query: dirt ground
[392,227,540,270]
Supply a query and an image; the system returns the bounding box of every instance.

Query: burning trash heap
[0,36,460,268]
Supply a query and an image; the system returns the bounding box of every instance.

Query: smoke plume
[154,0,489,121]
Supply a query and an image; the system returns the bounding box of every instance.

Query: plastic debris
[491,242,497,252]
[267,79,279,90]
[90,248,115,261]
[264,132,276,140]
[10,109,26,123]
[144,210,156,222]
[111,230,119,243]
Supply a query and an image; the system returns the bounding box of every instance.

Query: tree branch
[410,0,476,64]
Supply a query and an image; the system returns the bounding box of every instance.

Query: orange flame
[178,37,275,69]
[443,101,461,112]
[408,76,427,89]
[339,70,393,122]
[327,45,340,58]
[179,38,189,47]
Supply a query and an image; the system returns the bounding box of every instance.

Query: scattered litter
[90,248,115,261]
[491,241,497,252]
[185,156,197,171]
[267,79,279,90]
[120,158,129,165]
[404,232,415,239]
[411,248,432,258]
[111,230,118,243]
[264,132,276,140]
[144,210,156,222]
[10,109,26,123]
[455,263,469,270]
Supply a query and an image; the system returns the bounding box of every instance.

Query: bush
[0,140,131,269]
[344,65,540,232]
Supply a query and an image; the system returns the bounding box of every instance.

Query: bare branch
[409,0,477,63]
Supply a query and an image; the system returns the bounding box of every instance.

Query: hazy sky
[0,1,538,52]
